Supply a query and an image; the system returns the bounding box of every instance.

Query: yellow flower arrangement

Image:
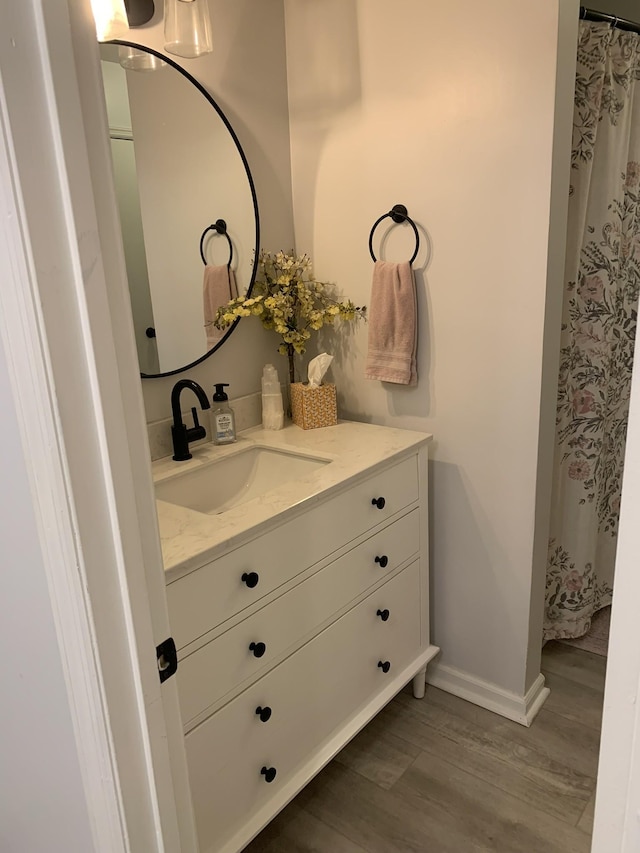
[214,250,365,383]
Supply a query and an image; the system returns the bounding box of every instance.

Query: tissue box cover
[290,382,337,429]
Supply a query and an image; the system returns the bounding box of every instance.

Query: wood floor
[244,642,605,852]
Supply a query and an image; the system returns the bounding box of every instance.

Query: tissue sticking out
[308,353,334,388]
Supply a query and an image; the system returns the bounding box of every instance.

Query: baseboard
[426,662,550,727]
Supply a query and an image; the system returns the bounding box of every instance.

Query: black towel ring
[368,204,420,265]
[200,219,233,268]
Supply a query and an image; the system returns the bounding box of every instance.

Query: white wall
[118,0,295,420]
[284,0,571,701]
[526,0,579,689]
[0,338,94,853]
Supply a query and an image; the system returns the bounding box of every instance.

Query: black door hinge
[156,637,178,684]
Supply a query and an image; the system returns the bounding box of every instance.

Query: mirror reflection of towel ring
[200,219,233,268]
[368,204,420,265]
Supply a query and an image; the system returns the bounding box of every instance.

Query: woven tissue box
[290,382,337,429]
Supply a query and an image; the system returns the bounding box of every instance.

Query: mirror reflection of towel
[364,260,417,385]
[203,264,238,349]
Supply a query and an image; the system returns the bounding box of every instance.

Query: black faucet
[170,379,211,461]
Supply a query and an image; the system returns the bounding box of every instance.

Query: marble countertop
[154,420,432,582]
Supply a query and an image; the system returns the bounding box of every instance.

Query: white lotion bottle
[211,383,236,444]
[261,364,284,430]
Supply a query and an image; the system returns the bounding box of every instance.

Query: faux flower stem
[287,344,295,386]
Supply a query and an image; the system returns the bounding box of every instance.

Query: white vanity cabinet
[159,423,437,853]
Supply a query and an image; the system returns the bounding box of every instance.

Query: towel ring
[200,219,233,268]
[368,204,420,265]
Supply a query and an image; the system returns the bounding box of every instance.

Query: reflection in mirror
[99,42,259,378]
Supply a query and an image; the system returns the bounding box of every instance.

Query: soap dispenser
[212,383,236,445]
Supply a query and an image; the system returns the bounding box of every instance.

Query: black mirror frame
[107,39,260,380]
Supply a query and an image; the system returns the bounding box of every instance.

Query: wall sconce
[90,0,129,41]
[93,0,213,61]
[124,0,155,26]
[164,0,213,58]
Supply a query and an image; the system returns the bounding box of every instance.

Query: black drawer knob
[249,641,266,658]
[375,555,389,568]
[241,571,259,588]
[260,766,277,783]
[378,660,391,673]
[371,496,386,510]
[377,609,390,622]
[255,705,272,723]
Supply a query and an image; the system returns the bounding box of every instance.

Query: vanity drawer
[177,509,420,727]
[185,561,422,853]
[167,454,419,650]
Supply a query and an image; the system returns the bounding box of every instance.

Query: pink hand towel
[203,264,238,349]
[365,260,418,385]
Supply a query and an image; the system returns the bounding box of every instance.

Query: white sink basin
[155,445,330,515]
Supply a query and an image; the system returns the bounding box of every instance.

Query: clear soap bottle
[211,383,236,445]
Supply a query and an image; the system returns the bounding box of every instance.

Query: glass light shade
[118,46,167,72]
[164,0,213,58]
[91,0,129,41]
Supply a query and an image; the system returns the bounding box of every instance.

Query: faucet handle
[187,406,207,443]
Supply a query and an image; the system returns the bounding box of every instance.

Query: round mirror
[100,41,259,378]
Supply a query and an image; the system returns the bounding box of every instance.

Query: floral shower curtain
[544,21,640,641]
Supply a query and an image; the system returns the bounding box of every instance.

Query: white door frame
[592,324,640,850]
[0,0,196,849]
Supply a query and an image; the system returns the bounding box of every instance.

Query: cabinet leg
[412,665,427,699]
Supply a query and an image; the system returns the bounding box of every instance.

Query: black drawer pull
[255,705,272,723]
[261,766,277,783]
[371,496,386,510]
[377,609,390,622]
[375,555,389,568]
[249,642,266,658]
[241,571,259,588]
[378,660,391,673]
